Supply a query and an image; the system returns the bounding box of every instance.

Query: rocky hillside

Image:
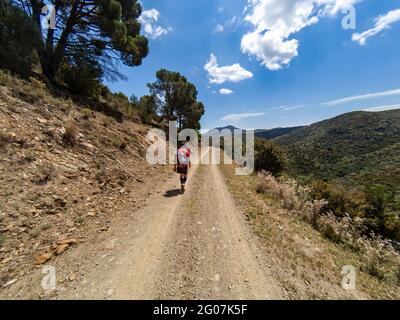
[0,75,171,289]
[274,110,400,192]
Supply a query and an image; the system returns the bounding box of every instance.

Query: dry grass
[81,108,93,120]
[102,116,116,127]
[62,122,78,146]
[32,162,56,185]
[0,232,5,246]
[220,165,400,299]
[256,171,400,285]
[111,135,127,150]
[0,70,74,113]
[0,129,11,149]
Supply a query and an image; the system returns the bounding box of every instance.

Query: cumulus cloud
[352,9,400,45]
[219,88,235,95]
[139,9,169,39]
[241,0,362,70]
[204,54,253,84]
[221,112,265,123]
[323,88,400,106]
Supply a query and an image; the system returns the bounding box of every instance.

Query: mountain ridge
[273,109,400,192]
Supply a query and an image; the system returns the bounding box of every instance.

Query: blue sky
[105,0,400,130]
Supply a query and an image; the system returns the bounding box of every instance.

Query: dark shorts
[177,165,188,175]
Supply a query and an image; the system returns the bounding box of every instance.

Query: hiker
[174,137,191,194]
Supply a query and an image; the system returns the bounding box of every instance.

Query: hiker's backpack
[177,146,190,166]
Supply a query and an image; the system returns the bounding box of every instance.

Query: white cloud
[139,9,169,39]
[352,9,400,45]
[284,104,308,111]
[221,112,265,123]
[204,54,253,84]
[213,24,224,33]
[362,104,400,112]
[241,0,362,70]
[217,6,224,14]
[323,88,400,106]
[267,105,287,110]
[219,88,235,95]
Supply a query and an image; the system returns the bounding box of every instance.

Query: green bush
[60,62,102,97]
[81,108,93,120]
[310,180,367,218]
[364,185,400,241]
[254,139,286,176]
[310,181,400,242]
[0,1,40,77]
[137,95,157,123]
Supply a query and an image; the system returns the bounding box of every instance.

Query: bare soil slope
[0,82,171,296]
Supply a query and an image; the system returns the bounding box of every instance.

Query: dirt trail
[10,150,283,299]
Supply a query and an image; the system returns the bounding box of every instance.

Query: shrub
[363,185,400,240]
[137,95,157,123]
[0,129,11,148]
[33,163,56,184]
[256,171,325,227]
[95,159,108,184]
[23,151,36,162]
[360,235,400,282]
[382,212,400,242]
[105,92,134,117]
[59,60,102,98]
[111,135,127,150]
[256,171,400,283]
[254,139,286,176]
[310,181,400,242]
[62,122,78,146]
[0,232,5,246]
[0,1,40,77]
[102,116,116,127]
[81,108,93,120]
[310,180,368,218]
[397,267,400,285]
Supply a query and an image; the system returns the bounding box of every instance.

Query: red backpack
[177,146,190,166]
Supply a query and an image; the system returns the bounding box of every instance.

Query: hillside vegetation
[274,110,400,193]
[255,127,304,140]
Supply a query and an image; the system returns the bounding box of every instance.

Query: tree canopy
[0,1,40,76]
[12,0,149,80]
[148,69,205,131]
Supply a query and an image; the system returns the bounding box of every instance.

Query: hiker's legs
[180,174,187,193]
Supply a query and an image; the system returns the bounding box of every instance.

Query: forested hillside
[274,110,400,193]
